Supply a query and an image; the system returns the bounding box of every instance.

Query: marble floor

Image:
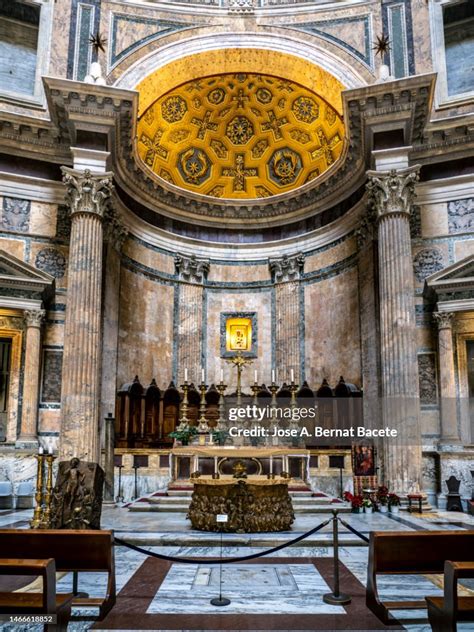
[1,506,474,631]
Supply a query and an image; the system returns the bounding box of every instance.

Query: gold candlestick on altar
[289,381,298,409]
[251,382,260,407]
[216,381,227,431]
[226,351,253,406]
[30,453,45,529]
[197,381,209,432]
[40,453,56,529]
[178,381,190,429]
[268,382,280,445]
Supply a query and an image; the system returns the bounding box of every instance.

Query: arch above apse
[112,28,373,97]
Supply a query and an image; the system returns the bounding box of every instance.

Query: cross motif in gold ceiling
[140,130,168,166]
[262,110,289,140]
[222,154,258,192]
[310,129,342,166]
[191,111,218,140]
[232,89,250,109]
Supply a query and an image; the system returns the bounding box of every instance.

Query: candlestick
[178,381,190,428]
[216,381,227,431]
[30,453,45,529]
[197,379,209,433]
[41,454,56,529]
[48,445,53,455]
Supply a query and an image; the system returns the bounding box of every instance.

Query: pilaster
[433,311,460,447]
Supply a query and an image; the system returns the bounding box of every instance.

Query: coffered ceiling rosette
[136,72,345,200]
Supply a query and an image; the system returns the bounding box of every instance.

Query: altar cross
[310,129,342,166]
[191,111,218,140]
[262,110,288,140]
[140,129,168,166]
[222,154,257,192]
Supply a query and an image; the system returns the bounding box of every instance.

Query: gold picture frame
[226,317,252,353]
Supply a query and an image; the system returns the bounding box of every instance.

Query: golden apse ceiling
[136,72,345,200]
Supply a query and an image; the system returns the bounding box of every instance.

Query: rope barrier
[114,517,332,565]
[338,517,370,543]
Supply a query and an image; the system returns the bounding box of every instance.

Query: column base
[15,437,39,450]
[438,440,463,452]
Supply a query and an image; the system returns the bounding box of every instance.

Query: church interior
[0,0,474,630]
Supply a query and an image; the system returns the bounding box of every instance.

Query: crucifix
[222,154,257,192]
[226,351,253,406]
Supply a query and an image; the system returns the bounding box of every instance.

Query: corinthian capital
[433,311,455,330]
[61,167,114,219]
[24,309,45,328]
[366,165,420,219]
[175,254,210,284]
[269,253,305,283]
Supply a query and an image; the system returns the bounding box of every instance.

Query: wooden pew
[366,530,474,624]
[0,530,115,619]
[0,558,73,631]
[426,561,474,632]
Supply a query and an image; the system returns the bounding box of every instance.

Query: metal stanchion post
[323,509,351,605]
[211,514,230,607]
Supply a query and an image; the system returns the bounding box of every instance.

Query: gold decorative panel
[226,317,252,353]
[137,72,345,199]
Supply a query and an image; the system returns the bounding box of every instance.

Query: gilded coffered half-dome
[137,72,345,200]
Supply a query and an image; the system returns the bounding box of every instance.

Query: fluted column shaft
[434,312,460,444]
[367,165,422,495]
[17,309,45,444]
[59,168,113,462]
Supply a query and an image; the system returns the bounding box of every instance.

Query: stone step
[129,502,350,514]
[114,532,366,547]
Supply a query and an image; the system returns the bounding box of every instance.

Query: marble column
[367,165,422,495]
[269,254,304,382]
[433,311,460,445]
[59,168,113,462]
[17,309,45,445]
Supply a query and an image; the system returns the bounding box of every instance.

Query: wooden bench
[426,561,474,632]
[366,530,474,624]
[0,530,115,619]
[0,558,73,631]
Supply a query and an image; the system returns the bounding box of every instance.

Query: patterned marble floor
[1,507,474,631]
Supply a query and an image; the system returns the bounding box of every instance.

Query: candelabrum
[30,453,45,529]
[251,381,260,407]
[268,381,280,445]
[216,381,227,431]
[197,380,209,433]
[178,380,190,429]
[40,454,56,529]
[288,380,301,448]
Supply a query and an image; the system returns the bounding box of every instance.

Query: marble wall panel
[0,453,37,492]
[117,268,174,388]
[420,202,448,238]
[38,409,61,434]
[448,198,474,235]
[123,239,175,275]
[205,289,272,389]
[0,238,24,260]
[420,409,441,437]
[304,267,361,387]
[454,239,474,262]
[207,263,270,283]
[49,0,72,77]
[43,323,64,347]
[304,237,356,273]
[0,198,30,233]
[29,202,57,237]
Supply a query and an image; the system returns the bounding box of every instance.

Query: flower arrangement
[362,498,373,509]
[211,429,227,445]
[388,493,401,507]
[168,425,197,445]
[377,485,389,506]
[344,492,364,512]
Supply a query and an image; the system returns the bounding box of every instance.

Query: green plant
[362,498,373,508]
[168,425,197,445]
[212,429,227,445]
